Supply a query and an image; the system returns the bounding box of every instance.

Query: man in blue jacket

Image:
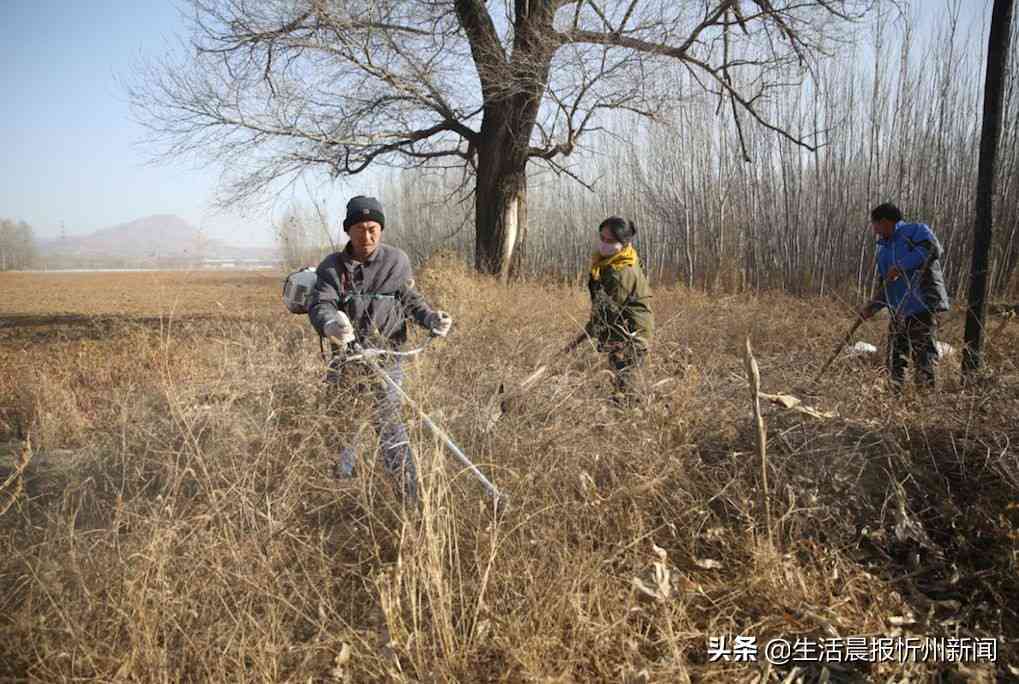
[859,203,950,390]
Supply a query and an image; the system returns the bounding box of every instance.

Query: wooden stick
[744,338,773,546]
[518,331,587,392]
[811,315,865,386]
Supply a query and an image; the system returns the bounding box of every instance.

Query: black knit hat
[343,195,385,231]
[599,216,636,243]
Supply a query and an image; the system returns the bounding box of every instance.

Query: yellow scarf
[590,244,638,281]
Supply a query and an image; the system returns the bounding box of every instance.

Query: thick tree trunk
[471,93,545,281]
[963,0,1014,375]
[464,0,554,281]
[474,138,528,280]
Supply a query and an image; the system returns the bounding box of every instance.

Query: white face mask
[598,238,623,257]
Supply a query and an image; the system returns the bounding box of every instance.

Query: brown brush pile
[1,263,1017,682]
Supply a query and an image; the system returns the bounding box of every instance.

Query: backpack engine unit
[282,267,318,314]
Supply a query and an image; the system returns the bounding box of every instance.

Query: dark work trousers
[608,343,647,403]
[329,356,418,503]
[887,311,938,390]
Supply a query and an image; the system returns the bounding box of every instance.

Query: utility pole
[963,0,1015,377]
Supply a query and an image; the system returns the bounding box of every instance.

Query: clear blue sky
[0,0,992,247]
[0,0,353,246]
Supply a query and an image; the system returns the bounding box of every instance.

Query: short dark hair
[870,203,902,223]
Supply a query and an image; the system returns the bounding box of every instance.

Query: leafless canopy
[131,0,874,207]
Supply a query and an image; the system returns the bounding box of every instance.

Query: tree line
[226,1,1017,303]
[134,0,878,280]
[376,5,1018,302]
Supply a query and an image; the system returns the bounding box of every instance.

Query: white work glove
[428,311,452,337]
[323,313,356,346]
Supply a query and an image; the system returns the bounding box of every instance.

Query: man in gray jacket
[309,196,452,502]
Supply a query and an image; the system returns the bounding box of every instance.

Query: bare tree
[131,0,873,280]
[275,202,337,269]
[382,1,1019,305]
[0,219,37,271]
[963,0,1015,375]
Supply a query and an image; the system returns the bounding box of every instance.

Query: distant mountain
[38,215,277,261]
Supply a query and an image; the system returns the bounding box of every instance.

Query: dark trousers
[887,312,938,389]
[328,357,417,502]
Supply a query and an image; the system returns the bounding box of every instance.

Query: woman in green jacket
[586,216,654,402]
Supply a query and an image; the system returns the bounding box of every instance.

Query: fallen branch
[758,392,836,420]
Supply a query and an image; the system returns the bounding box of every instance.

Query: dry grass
[1,263,1017,682]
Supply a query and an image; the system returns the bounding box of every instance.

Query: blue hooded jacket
[873,221,950,318]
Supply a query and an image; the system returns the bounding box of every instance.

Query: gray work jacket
[309,243,434,348]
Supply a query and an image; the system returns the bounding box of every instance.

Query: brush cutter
[807,265,904,387]
[330,336,505,506]
[810,314,866,386]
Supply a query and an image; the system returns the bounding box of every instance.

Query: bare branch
[129,0,874,274]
